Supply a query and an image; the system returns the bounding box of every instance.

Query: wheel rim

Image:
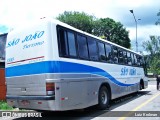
[101,90,107,104]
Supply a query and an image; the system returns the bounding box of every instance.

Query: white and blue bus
[5,18,148,111]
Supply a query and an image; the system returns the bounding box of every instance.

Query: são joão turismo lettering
[7,31,45,48]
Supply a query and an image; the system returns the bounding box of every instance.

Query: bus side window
[136,55,141,67]
[127,52,132,65]
[67,31,77,57]
[134,54,138,66]
[131,53,135,66]
[139,56,144,67]
[105,43,112,63]
[87,37,98,61]
[77,34,89,59]
[58,28,69,57]
[123,51,128,65]
[112,46,118,64]
[118,49,124,64]
[98,42,106,61]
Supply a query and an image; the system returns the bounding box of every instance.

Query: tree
[142,9,160,75]
[143,36,160,74]
[57,11,94,33]
[57,11,131,49]
[155,10,160,25]
[149,55,160,75]
[143,36,160,55]
[93,18,130,48]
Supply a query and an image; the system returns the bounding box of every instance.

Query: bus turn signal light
[46,83,55,95]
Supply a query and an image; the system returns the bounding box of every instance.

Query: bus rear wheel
[98,86,110,110]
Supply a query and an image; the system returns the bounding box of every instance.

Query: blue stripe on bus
[6,61,135,86]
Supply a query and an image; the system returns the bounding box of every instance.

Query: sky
[0,0,160,53]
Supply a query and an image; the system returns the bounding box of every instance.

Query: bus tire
[98,86,110,110]
[140,80,144,90]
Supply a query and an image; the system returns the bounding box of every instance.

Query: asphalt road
[4,80,160,120]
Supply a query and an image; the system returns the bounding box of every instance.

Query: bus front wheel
[140,80,144,90]
[98,86,110,110]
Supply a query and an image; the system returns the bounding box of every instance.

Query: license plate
[21,100,30,106]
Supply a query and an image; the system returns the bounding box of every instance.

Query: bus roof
[49,18,142,56]
[9,18,142,56]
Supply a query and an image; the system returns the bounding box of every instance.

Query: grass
[0,100,14,110]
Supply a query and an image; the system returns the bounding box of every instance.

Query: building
[0,33,7,100]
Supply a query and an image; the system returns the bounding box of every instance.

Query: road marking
[118,92,160,120]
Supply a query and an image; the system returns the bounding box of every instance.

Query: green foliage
[57,11,94,33]
[93,18,130,48]
[143,35,160,74]
[155,10,160,25]
[144,9,160,75]
[57,11,131,49]
[149,55,160,75]
[0,100,13,110]
[143,36,160,55]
